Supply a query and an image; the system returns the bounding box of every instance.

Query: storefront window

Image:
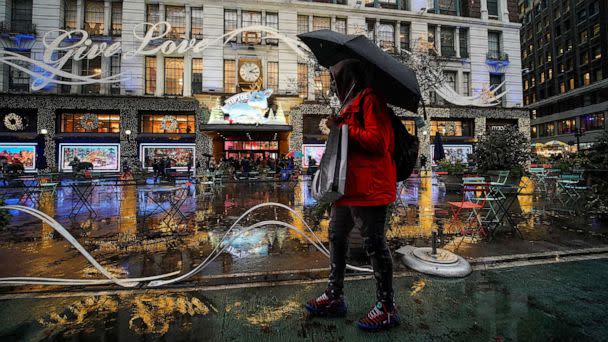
[224,140,279,160]
[581,113,605,132]
[140,114,195,134]
[557,118,577,134]
[164,57,184,96]
[61,113,120,133]
[430,120,472,137]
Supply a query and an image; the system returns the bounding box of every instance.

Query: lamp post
[574,128,582,152]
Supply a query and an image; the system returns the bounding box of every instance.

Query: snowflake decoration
[4,113,24,131]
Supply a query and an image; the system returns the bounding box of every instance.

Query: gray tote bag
[312,124,348,203]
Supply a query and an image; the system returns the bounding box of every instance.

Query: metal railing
[486,51,509,61]
[0,21,36,35]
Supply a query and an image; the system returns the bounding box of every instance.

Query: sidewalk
[1,258,607,341]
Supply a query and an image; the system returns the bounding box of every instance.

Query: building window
[313,16,330,31]
[431,120,472,137]
[592,23,600,37]
[558,118,577,135]
[147,4,159,23]
[165,6,186,39]
[441,27,455,57]
[265,12,279,45]
[81,56,101,94]
[539,122,555,137]
[581,113,605,132]
[444,71,456,92]
[330,17,345,34]
[224,60,236,93]
[164,58,183,96]
[224,9,237,42]
[242,11,262,44]
[580,30,588,43]
[581,52,589,65]
[61,113,120,133]
[111,1,122,36]
[267,62,278,91]
[367,19,375,42]
[402,120,416,136]
[487,0,499,17]
[569,78,575,90]
[8,51,30,92]
[378,22,395,52]
[145,56,156,95]
[462,72,470,96]
[400,24,410,51]
[438,0,458,15]
[110,54,121,95]
[84,0,104,35]
[488,31,501,54]
[314,69,331,99]
[582,72,591,86]
[64,0,77,30]
[298,63,308,98]
[10,0,33,33]
[191,7,204,39]
[192,58,203,94]
[140,114,195,134]
[490,73,505,105]
[459,28,468,57]
[297,15,309,35]
[548,69,553,80]
[428,25,436,51]
[59,51,72,94]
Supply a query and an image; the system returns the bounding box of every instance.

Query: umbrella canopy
[433,133,446,161]
[298,29,421,112]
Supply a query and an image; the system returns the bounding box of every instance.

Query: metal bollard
[431,230,438,256]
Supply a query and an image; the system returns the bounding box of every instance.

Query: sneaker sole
[304,303,347,317]
[356,319,400,332]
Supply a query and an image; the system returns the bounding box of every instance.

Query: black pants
[327,205,394,305]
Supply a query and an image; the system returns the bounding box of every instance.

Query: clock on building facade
[238,58,263,90]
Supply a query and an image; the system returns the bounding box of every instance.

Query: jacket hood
[329,59,370,103]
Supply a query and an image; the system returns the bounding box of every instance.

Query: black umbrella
[433,133,446,161]
[298,29,421,112]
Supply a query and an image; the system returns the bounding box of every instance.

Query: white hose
[0,202,372,288]
[0,205,179,287]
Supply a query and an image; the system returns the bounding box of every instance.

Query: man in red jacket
[305,59,399,331]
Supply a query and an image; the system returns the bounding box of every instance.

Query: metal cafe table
[69,179,100,219]
[0,175,58,207]
[138,185,189,227]
[486,183,525,240]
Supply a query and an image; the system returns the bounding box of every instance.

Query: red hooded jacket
[334,88,396,207]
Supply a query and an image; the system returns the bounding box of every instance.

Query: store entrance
[224,140,279,160]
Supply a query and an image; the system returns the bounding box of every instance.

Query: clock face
[239,62,261,82]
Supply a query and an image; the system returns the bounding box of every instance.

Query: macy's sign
[0,22,309,91]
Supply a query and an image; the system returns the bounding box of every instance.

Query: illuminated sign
[207,89,288,125]
[0,23,310,91]
[430,144,472,164]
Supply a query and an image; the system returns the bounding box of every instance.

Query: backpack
[357,95,419,182]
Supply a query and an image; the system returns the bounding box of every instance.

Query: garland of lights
[79,113,99,131]
[4,113,24,131]
[160,115,178,132]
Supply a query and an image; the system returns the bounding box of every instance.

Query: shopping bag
[312,124,348,203]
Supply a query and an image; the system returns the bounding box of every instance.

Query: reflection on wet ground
[0,177,607,289]
[1,259,607,341]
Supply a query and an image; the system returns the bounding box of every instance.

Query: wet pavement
[0,176,607,292]
[1,259,607,341]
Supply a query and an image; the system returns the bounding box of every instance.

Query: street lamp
[574,128,582,152]
[40,128,48,135]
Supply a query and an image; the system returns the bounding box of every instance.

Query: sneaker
[356,302,400,331]
[304,292,347,317]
